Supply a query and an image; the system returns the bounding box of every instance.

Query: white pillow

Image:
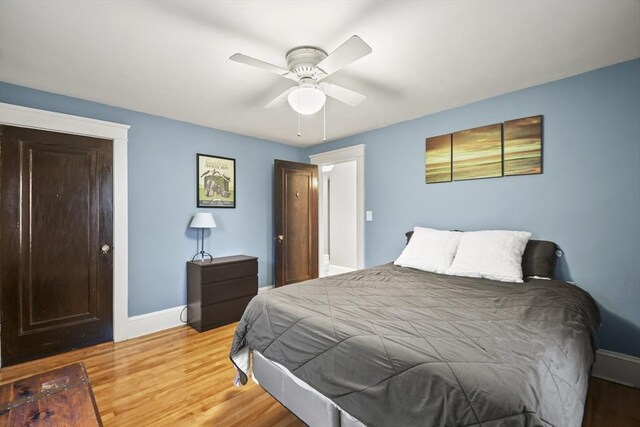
[394,227,462,274]
[446,230,532,283]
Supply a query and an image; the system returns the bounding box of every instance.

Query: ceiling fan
[230,35,372,115]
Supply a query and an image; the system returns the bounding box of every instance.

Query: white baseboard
[592,349,640,388]
[122,309,635,389]
[127,285,273,339]
[328,265,356,275]
[127,289,273,340]
[127,305,186,339]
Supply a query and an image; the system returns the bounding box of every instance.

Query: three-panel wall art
[425,115,543,183]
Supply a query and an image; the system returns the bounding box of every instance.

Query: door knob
[101,244,111,254]
[275,235,284,243]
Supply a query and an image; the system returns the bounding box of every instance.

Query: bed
[230,234,600,427]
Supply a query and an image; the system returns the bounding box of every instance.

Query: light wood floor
[0,324,301,426]
[0,323,637,426]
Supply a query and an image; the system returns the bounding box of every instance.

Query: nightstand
[186,255,258,332]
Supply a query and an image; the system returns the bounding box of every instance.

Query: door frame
[309,144,365,271]
[0,102,130,343]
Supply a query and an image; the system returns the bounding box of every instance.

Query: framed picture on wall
[196,154,236,208]
[425,133,452,183]
[452,123,503,181]
[503,115,543,176]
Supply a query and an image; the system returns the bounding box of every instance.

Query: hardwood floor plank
[0,324,301,427]
[583,377,640,427]
[0,323,636,426]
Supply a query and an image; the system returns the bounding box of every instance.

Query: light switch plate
[366,211,373,221]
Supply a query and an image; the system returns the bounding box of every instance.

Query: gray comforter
[230,264,599,426]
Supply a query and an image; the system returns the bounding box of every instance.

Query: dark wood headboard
[405,231,414,245]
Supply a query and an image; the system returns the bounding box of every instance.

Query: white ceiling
[1,1,639,147]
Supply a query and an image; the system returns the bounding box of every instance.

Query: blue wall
[2,59,638,356]
[0,82,305,316]
[306,59,640,357]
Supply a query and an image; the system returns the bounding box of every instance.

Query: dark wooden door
[274,160,318,287]
[0,125,113,366]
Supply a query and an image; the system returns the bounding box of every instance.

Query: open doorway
[310,145,364,278]
[321,161,357,276]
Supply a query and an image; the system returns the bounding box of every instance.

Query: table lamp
[190,213,217,261]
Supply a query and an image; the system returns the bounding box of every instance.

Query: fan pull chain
[297,89,301,137]
[323,102,326,142]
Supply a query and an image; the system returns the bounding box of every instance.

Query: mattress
[230,264,599,426]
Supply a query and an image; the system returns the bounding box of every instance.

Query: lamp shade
[288,86,326,115]
[189,213,217,228]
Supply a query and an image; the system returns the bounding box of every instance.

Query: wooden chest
[187,255,258,332]
[0,362,101,426]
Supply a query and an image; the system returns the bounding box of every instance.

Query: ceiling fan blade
[316,35,372,77]
[229,53,298,81]
[265,87,296,109]
[319,82,366,107]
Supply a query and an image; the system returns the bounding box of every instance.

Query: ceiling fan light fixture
[287,86,326,115]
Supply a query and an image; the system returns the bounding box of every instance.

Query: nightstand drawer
[202,276,257,305]
[201,295,255,329]
[201,260,258,283]
[187,255,258,332]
